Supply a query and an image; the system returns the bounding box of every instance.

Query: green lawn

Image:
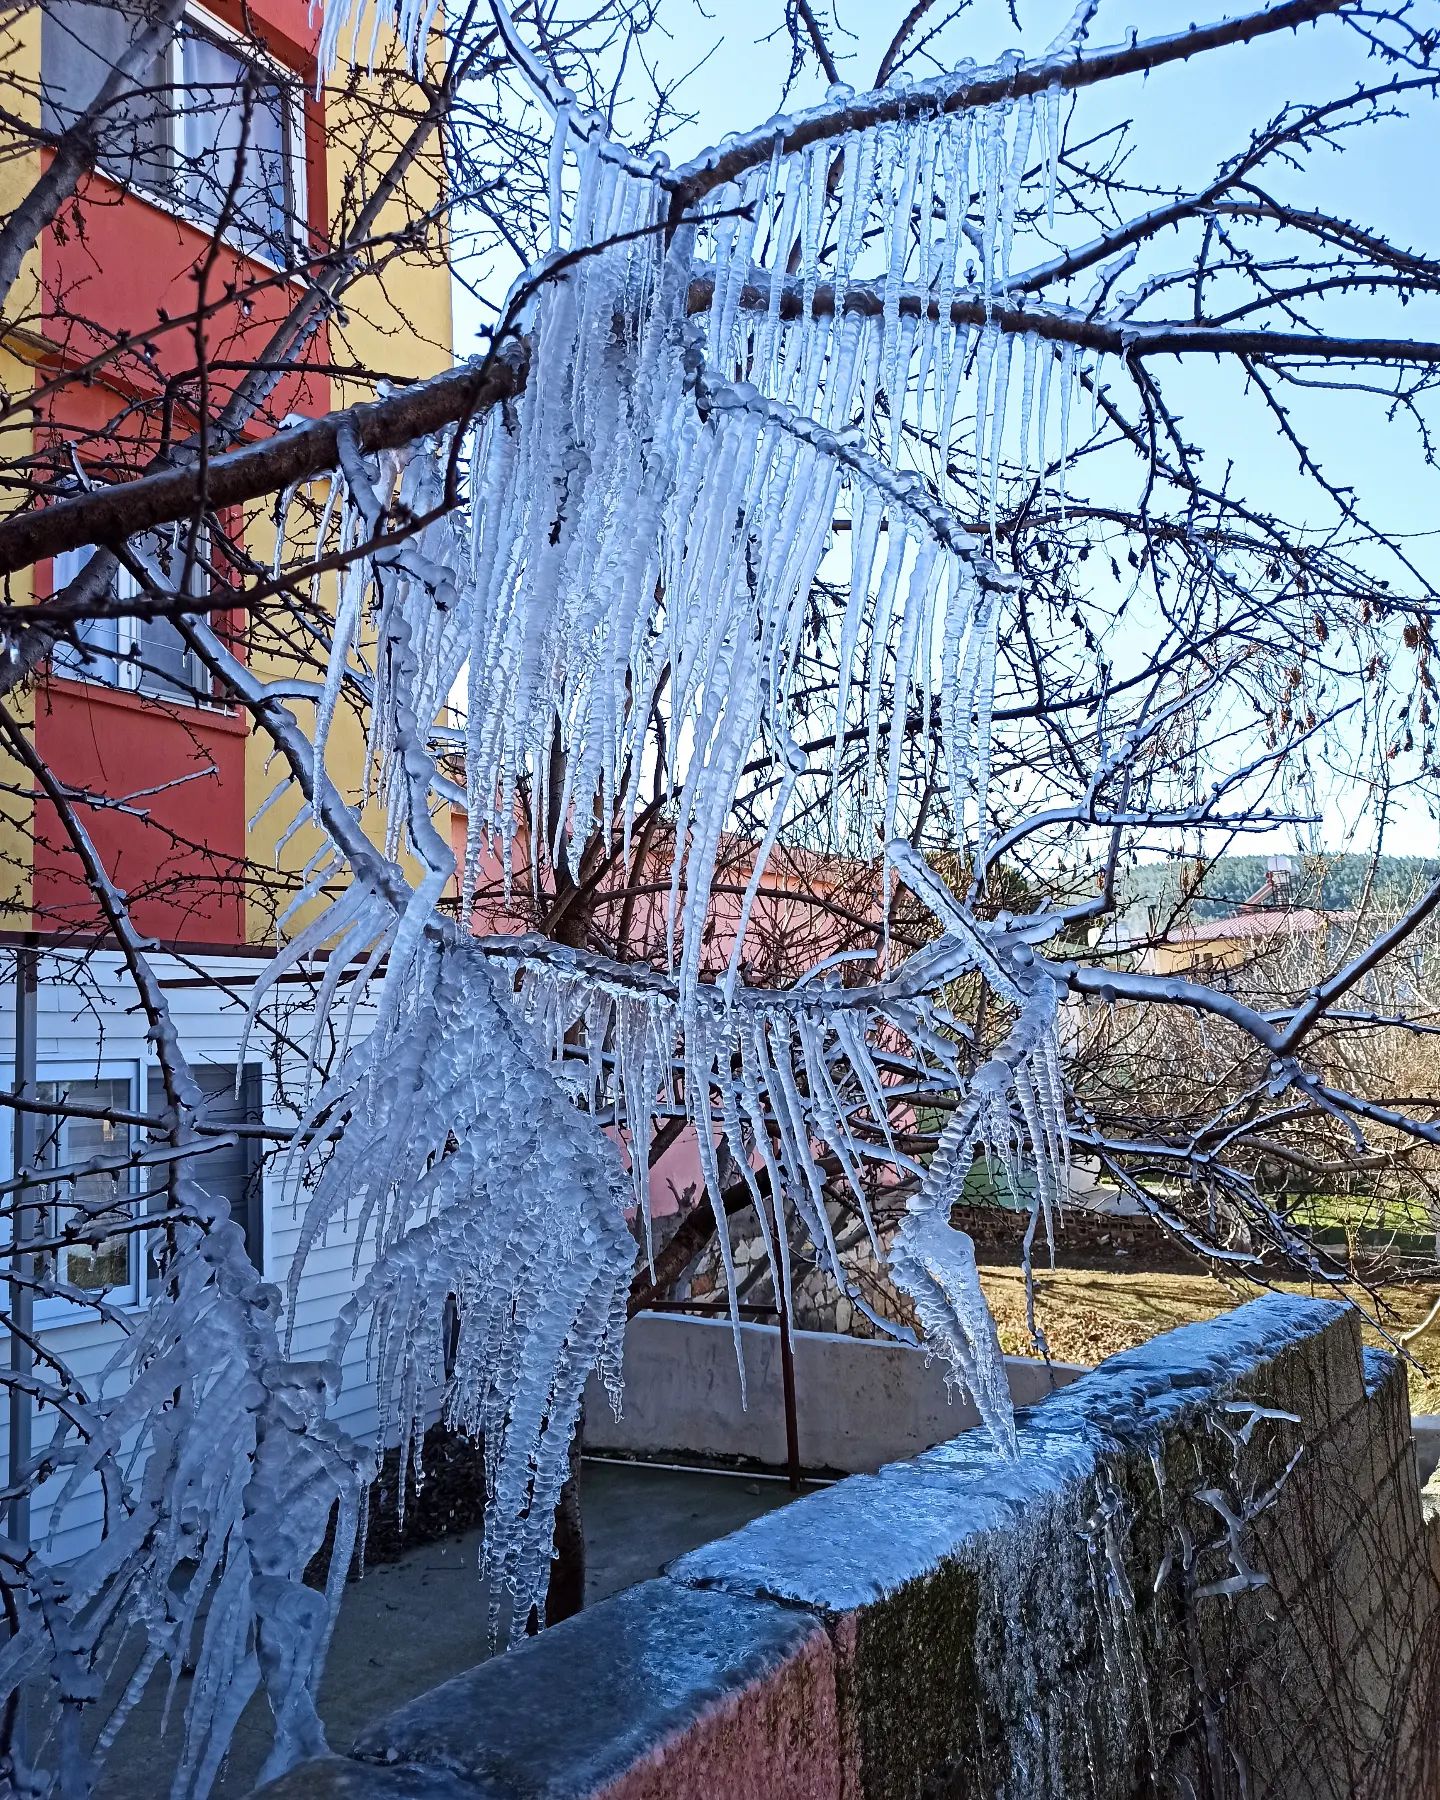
[1285,1193,1435,1235]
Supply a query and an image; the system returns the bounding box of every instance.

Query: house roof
[1163,906,1344,945]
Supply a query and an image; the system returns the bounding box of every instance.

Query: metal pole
[775,1285,802,1493]
[8,945,37,1546]
[5,945,36,1772]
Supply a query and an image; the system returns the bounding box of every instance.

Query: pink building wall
[449,807,882,1219]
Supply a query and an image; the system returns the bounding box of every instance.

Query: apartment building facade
[0,0,453,1553]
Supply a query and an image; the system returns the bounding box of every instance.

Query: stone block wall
[255,1295,1440,1800]
[681,1197,918,1339]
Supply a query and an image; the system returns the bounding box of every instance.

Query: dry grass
[977,1261,1440,1417]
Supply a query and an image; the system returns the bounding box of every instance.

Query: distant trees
[1119,853,1440,926]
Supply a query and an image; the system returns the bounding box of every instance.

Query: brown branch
[790,0,840,87]
[668,0,1354,212]
[0,345,527,582]
[9,268,1440,593]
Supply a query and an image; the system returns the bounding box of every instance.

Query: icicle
[1035,338,1055,507]
[937,322,970,492]
[998,97,1032,287]
[887,313,919,461]
[883,124,922,405]
[973,322,997,507]
[936,114,968,332]
[1017,330,1038,496]
[548,103,572,251]
[987,329,1014,536]
[832,127,875,316]
[883,536,938,839]
[864,513,910,813]
[1044,83,1063,227]
[979,103,1006,294]
[1057,340,1077,515]
[800,142,828,326]
[306,940,635,1647]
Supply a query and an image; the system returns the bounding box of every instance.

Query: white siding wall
[0,948,384,1563]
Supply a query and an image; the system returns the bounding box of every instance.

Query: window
[34,1074,143,1302]
[168,1063,264,1272]
[41,2,306,267]
[178,26,294,262]
[21,1063,263,1311]
[50,528,213,701]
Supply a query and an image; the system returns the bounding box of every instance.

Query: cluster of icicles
[1,15,1098,1800]
[447,79,1092,951]
[278,15,1083,1774]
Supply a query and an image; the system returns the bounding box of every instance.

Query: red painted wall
[32,3,331,945]
[33,380,255,942]
[33,678,247,942]
[38,0,331,448]
[39,174,331,445]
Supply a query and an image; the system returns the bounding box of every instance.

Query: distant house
[1142,858,1349,979]
[1093,857,1348,982]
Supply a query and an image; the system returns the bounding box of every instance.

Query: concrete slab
[587,1314,1084,1472]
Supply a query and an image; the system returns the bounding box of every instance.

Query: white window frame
[96,1,309,271]
[49,530,218,706]
[29,1059,149,1321]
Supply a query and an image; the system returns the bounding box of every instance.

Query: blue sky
[452,1,1440,859]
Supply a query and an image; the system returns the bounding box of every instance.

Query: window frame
[49,526,223,708]
[87,2,310,272]
[29,1060,148,1320]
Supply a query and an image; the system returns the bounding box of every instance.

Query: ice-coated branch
[1043,955,1283,1049]
[666,0,1353,207]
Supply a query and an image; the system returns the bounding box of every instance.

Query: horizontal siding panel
[2,951,410,1564]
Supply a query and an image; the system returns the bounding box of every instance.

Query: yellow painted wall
[242,29,453,943]
[0,5,43,344]
[0,8,42,926]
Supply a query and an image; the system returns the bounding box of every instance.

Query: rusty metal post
[775,1286,801,1492]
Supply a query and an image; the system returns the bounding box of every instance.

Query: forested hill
[1119,854,1440,922]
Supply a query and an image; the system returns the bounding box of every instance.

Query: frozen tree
[1,0,1439,1791]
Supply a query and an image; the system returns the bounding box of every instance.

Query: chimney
[1266,855,1295,902]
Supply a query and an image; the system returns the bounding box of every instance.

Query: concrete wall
[256,1295,1440,1800]
[585,1312,1085,1474]
[1414,1411,1440,1486]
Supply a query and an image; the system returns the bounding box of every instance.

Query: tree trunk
[541,1406,586,1628]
